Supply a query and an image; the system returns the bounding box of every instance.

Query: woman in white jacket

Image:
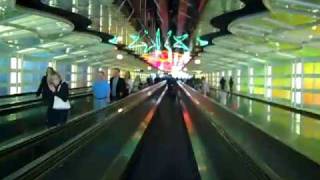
[201,77,210,96]
[124,71,133,96]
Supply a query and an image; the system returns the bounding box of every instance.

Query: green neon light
[164,30,172,52]
[144,42,155,53]
[196,36,209,46]
[108,36,118,44]
[128,34,140,49]
[156,28,161,51]
[173,33,189,51]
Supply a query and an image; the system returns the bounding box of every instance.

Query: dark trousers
[111,96,121,102]
[47,108,69,127]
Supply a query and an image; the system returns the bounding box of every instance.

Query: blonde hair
[48,71,62,84]
[125,71,131,79]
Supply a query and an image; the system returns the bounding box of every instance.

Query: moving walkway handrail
[0,86,91,99]
[180,83,320,180]
[0,87,92,115]
[1,82,166,180]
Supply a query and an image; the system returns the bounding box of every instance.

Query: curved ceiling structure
[187,0,320,73]
[0,0,151,72]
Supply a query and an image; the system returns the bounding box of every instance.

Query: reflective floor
[210,90,320,164]
[0,88,91,107]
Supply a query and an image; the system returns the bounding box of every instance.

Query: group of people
[92,68,140,110]
[186,75,234,96]
[36,67,151,128]
[186,76,210,96]
[36,67,70,127]
[219,76,234,93]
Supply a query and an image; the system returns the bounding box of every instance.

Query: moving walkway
[1,82,320,180]
[0,82,166,179]
[0,87,93,145]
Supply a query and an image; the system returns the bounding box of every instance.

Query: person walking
[219,77,226,91]
[47,71,70,127]
[229,76,234,94]
[92,71,110,110]
[110,68,126,101]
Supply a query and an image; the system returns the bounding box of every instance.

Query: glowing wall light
[249,67,254,94]
[296,62,302,74]
[292,62,302,105]
[87,66,92,86]
[266,65,272,99]
[10,57,22,94]
[71,64,78,88]
[237,69,241,92]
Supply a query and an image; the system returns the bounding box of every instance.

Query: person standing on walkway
[132,75,143,93]
[36,67,54,103]
[124,71,133,96]
[92,71,110,110]
[47,71,70,127]
[229,76,234,94]
[201,77,210,96]
[219,77,226,91]
[110,68,126,102]
[154,74,161,84]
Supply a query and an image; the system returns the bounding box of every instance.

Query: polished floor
[210,90,320,164]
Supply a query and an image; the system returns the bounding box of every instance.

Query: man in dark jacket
[110,68,126,101]
[154,74,161,84]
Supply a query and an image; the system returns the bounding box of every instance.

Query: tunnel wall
[205,61,320,114]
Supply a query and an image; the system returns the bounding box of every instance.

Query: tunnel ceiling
[187,0,320,73]
[1,0,320,73]
[0,0,150,72]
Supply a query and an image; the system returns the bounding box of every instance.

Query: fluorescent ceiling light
[39,42,62,48]
[53,54,70,59]
[17,48,37,54]
[250,57,266,63]
[71,50,88,55]
[277,52,297,58]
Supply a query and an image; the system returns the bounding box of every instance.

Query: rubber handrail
[0,86,91,99]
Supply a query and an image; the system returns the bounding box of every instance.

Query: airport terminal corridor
[1,0,320,179]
